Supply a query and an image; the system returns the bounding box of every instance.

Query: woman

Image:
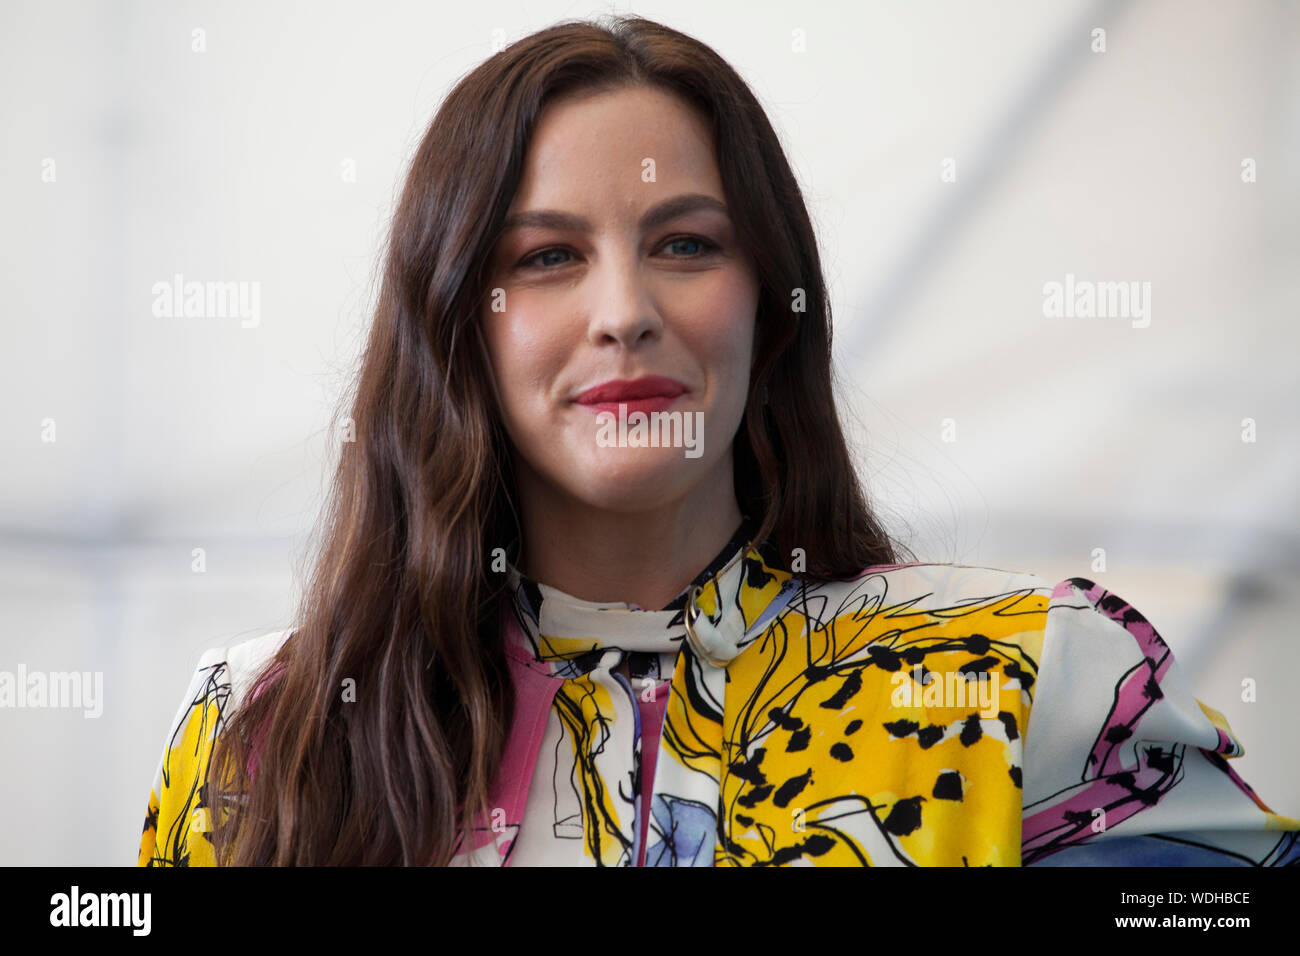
[137,15,1299,867]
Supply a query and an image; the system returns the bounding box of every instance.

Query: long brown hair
[209,13,908,866]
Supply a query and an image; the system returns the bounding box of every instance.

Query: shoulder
[139,628,292,867]
[750,560,1060,702]
[794,561,1058,614]
[786,561,1186,712]
[774,563,1115,696]
[794,563,1163,665]
[181,628,293,705]
[158,627,294,768]
[794,562,1137,626]
[209,628,295,710]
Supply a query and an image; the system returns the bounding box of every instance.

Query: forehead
[509,84,725,214]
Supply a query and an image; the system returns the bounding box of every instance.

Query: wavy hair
[208,13,907,866]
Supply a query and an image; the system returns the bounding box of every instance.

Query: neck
[513,452,745,610]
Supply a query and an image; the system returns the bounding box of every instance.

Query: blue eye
[517,235,719,271]
[663,235,719,257]
[520,248,574,269]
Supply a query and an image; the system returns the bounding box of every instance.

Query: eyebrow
[499,192,729,235]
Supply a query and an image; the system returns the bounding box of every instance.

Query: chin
[571,450,708,511]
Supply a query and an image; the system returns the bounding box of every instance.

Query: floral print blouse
[138,518,1300,866]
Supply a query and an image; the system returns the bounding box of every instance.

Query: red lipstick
[573,375,687,415]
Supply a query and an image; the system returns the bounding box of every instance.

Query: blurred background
[1,0,1296,865]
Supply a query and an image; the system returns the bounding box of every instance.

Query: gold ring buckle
[683,580,730,669]
[681,539,755,668]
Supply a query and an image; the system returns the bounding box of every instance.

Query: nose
[584,251,663,349]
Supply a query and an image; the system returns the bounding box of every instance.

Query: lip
[573,375,688,406]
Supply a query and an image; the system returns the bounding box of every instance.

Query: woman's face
[481,84,759,516]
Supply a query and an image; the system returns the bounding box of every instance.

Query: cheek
[679,272,758,393]
[483,301,574,438]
